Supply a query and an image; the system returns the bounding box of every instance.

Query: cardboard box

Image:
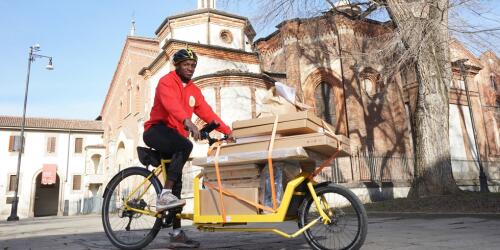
[203,165,260,181]
[192,147,310,167]
[203,178,261,189]
[200,187,259,215]
[218,132,351,157]
[232,111,327,138]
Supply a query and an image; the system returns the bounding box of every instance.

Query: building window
[47,136,56,153]
[135,85,141,113]
[8,135,24,153]
[362,78,375,96]
[491,75,497,90]
[72,175,82,190]
[457,79,466,89]
[74,138,83,153]
[219,30,233,44]
[127,79,132,115]
[8,175,17,192]
[315,81,336,125]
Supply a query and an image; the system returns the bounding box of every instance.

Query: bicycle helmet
[173,48,198,65]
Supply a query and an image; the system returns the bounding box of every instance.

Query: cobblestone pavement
[1,213,500,249]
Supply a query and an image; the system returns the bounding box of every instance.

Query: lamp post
[7,44,53,221]
[456,58,489,193]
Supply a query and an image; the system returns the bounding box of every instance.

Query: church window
[315,81,336,125]
[220,30,233,44]
[490,75,497,90]
[362,78,375,95]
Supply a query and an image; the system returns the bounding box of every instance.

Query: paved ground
[1,213,500,249]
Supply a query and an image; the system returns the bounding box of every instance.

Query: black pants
[143,123,193,229]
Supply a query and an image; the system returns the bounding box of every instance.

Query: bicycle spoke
[300,185,367,250]
[102,168,162,249]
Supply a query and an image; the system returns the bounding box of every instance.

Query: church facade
[99,0,500,206]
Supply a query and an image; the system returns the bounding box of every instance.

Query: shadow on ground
[0,227,310,250]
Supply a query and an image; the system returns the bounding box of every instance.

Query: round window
[219,30,233,44]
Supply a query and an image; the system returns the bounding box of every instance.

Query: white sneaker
[157,192,186,212]
[169,230,200,248]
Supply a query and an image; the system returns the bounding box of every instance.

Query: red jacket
[144,71,232,137]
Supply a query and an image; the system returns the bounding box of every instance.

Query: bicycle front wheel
[102,167,163,250]
[298,184,367,250]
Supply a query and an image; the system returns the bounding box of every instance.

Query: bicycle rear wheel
[298,184,367,250]
[102,167,163,250]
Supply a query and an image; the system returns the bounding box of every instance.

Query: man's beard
[176,69,191,83]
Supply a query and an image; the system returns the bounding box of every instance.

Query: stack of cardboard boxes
[193,110,350,216]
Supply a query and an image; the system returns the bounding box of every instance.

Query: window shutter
[72,175,82,190]
[9,175,17,191]
[8,136,14,152]
[47,137,56,153]
[47,137,51,153]
[75,138,83,153]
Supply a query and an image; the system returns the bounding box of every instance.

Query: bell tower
[198,0,216,9]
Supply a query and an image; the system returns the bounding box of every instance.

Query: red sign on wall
[41,164,57,185]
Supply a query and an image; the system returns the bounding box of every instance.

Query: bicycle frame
[122,159,171,218]
[121,157,335,239]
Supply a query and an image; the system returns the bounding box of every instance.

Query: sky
[0,0,273,120]
[0,0,498,121]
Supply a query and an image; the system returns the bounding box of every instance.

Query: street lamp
[7,44,54,221]
[455,58,490,193]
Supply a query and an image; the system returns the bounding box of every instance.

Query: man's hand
[225,132,236,143]
[183,119,201,140]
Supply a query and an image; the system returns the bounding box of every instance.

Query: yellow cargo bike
[102,122,367,250]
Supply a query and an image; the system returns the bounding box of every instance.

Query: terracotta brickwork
[100,36,158,172]
[256,13,412,156]
[477,51,500,158]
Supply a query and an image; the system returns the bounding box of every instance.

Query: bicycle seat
[137,146,161,167]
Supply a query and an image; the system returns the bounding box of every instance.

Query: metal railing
[354,152,414,182]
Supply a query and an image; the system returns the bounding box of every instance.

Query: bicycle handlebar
[200,121,229,146]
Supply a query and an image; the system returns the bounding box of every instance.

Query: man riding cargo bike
[102,48,368,250]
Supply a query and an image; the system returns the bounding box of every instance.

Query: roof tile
[0,116,103,131]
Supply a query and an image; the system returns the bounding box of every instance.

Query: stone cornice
[140,39,260,77]
[155,8,256,38]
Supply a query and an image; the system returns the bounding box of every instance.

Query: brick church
[99,0,500,202]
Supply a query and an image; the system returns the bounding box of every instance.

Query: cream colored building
[0,116,104,219]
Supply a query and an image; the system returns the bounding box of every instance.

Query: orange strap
[308,149,341,180]
[203,181,275,213]
[267,115,279,210]
[213,143,227,223]
[207,140,222,156]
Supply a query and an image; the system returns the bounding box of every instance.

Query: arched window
[135,85,141,113]
[491,74,497,90]
[315,81,336,125]
[116,142,126,172]
[126,79,132,115]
